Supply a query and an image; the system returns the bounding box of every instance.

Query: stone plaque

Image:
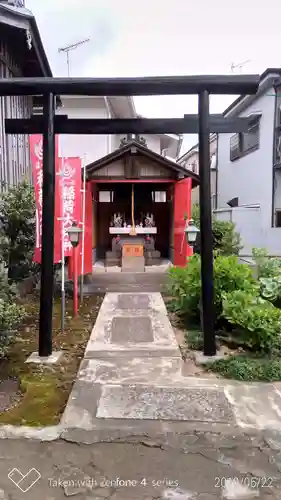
[111,317,153,343]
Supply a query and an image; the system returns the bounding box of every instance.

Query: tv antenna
[230,60,251,73]
[58,38,90,76]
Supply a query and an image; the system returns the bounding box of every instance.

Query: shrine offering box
[122,244,144,257]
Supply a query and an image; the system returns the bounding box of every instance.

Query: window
[276,210,281,228]
[210,153,217,169]
[99,190,114,202]
[152,191,166,202]
[230,133,241,161]
[230,115,261,161]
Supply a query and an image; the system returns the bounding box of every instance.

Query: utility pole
[230,60,251,73]
[58,38,90,76]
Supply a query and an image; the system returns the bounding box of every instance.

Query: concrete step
[82,272,168,293]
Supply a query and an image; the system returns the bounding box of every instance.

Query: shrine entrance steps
[82,270,169,294]
[93,259,172,273]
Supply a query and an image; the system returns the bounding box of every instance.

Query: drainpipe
[176,134,184,159]
[214,134,219,210]
[104,97,112,154]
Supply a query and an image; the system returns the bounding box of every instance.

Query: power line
[58,38,90,77]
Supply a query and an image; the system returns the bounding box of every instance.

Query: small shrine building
[81,136,199,273]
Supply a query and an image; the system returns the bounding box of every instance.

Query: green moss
[0,293,104,426]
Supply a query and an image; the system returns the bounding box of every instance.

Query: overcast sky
[26,0,281,153]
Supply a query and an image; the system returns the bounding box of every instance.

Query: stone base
[146,250,161,259]
[122,256,145,272]
[106,251,121,259]
[146,259,162,266]
[105,250,121,267]
[25,351,63,365]
[106,260,121,267]
[192,351,227,366]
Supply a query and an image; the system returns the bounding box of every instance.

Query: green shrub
[259,276,281,302]
[252,247,281,278]
[167,255,202,321]
[167,255,257,325]
[252,248,281,303]
[192,203,242,256]
[0,270,27,357]
[222,290,281,354]
[0,180,39,282]
[207,355,281,382]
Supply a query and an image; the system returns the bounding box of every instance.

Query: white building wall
[217,88,281,255]
[57,97,110,163]
[145,135,161,154]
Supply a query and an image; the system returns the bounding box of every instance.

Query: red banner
[30,135,61,263]
[58,157,82,257]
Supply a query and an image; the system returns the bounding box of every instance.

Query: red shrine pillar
[173,177,192,266]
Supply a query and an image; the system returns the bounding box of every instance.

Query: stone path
[1,292,281,499]
[61,292,281,441]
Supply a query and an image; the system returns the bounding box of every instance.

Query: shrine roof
[85,140,200,187]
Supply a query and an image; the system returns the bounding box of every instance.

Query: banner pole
[60,154,65,334]
[80,154,86,304]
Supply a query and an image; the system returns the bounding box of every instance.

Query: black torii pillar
[39,93,56,356]
[198,91,216,356]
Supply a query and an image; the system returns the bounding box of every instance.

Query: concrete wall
[214,207,263,256]
[216,88,281,255]
[57,97,110,163]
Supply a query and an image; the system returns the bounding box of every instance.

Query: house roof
[223,67,281,117]
[85,140,200,187]
[0,3,52,76]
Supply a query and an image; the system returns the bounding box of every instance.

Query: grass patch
[0,292,103,426]
[206,354,281,382]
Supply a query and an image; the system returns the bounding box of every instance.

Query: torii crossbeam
[0,74,259,357]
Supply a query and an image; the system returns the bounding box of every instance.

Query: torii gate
[0,74,259,357]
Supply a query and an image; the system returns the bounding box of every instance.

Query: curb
[0,421,280,444]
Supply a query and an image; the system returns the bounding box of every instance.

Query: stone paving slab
[225,384,281,431]
[96,385,234,422]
